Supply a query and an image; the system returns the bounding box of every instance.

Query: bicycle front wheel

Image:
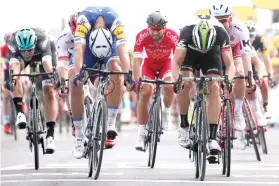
[32,97,39,170]
[92,100,107,180]
[258,127,268,154]
[243,102,261,161]
[199,102,208,181]
[149,101,161,168]
[225,100,232,177]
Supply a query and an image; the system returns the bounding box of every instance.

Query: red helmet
[4,32,13,43]
[68,12,79,33]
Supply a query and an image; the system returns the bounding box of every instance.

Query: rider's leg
[10,62,27,129]
[105,59,124,147]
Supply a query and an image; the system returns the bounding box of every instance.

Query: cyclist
[71,6,131,159]
[133,11,178,151]
[172,15,235,155]
[1,33,13,134]
[7,27,59,153]
[56,12,78,136]
[209,3,267,149]
[245,20,273,114]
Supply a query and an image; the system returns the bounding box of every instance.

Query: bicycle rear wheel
[32,97,39,170]
[193,106,200,179]
[92,100,107,180]
[243,102,261,161]
[88,102,96,177]
[150,101,161,168]
[258,127,267,154]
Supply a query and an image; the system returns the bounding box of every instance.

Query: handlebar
[136,77,175,94]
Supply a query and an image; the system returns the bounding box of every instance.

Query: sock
[138,125,145,135]
[209,124,218,140]
[107,106,118,130]
[263,101,268,112]
[234,99,244,113]
[250,98,260,112]
[46,122,55,139]
[180,114,189,128]
[13,98,23,114]
[163,107,171,115]
[73,117,84,139]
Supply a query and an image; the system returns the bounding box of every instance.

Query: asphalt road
[1,125,279,186]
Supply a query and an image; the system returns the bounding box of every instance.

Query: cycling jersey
[227,20,252,55]
[252,35,268,56]
[57,27,74,61]
[178,17,230,75]
[134,28,178,80]
[72,6,124,68]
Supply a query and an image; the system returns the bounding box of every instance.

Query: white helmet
[245,20,256,33]
[192,17,217,51]
[89,28,113,58]
[209,3,232,18]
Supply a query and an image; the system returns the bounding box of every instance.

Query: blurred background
[1,0,279,132]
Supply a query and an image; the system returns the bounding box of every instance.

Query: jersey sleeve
[238,26,252,54]
[215,26,231,50]
[39,36,52,62]
[57,31,70,60]
[74,12,92,44]
[259,37,268,55]
[176,26,191,51]
[111,18,127,46]
[7,39,20,64]
[133,31,145,58]
[166,29,179,53]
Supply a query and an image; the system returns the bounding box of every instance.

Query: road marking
[0,172,123,177]
[1,179,279,185]
[233,175,279,178]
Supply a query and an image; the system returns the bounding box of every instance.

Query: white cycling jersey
[228,19,252,55]
[56,27,74,61]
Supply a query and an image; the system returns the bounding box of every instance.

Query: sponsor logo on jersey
[41,39,49,49]
[7,44,16,53]
[146,48,170,60]
[233,25,243,32]
[113,26,125,40]
[75,25,88,38]
[136,31,149,45]
[166,31,178,44]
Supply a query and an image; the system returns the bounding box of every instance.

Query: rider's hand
[124,76,135,91]
[173,75,183,94]
[73,74,81,87]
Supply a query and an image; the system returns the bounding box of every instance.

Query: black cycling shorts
[181,48,223,75]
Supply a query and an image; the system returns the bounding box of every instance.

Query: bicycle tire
[258,127,268,154]
[92,100,107,180]
[193,106,200,179]
[199,102,207,181]
[150,101,161,168]
[221,105,226,175]
[243,103,261,161]
[32,97,39,170]
[88,102,96,177]
[11,98,17,141]
[84,96,93,133]
[225,99,231,177]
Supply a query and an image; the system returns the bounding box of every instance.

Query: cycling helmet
[15,28,37,50]
[209,3,232,18]
[68,12,79,33]
[192,18,217,51]
[89,28,113,58]
[146,11,167,26]
[245,20,256,34]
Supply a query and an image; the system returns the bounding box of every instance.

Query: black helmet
[146,11,167,26]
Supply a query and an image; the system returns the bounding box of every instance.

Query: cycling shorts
[141,59,172,80]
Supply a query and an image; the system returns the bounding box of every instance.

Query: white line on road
[1,179,279,185]
[0,172,123,177]
[233,175,279,178]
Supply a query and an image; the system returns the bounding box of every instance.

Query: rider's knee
[208,81,220,96]
[43,86,56,100]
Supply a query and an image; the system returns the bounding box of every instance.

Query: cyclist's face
[148,25,165,42]
[215,16,232,32]
[20,48,35,61]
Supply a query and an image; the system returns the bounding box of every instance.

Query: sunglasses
[218,18,230,24]
[149,25,165,32]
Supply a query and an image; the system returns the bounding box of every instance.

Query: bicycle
[136,71,175,168]
[9,61,58,170]
[176,72,230,181]
[78,62,132,180]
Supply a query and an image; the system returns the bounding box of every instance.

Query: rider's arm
[7,40,21,76]
[74,14,91,75]
[260,38,273,76]
[217,27,235,81]
[40,37,53,73]
[133,30,145,81]
[239,26,253,77]
[172,26,188,81]
[56,32,70,80]
[112,21,130,72]
[251,55,262,77]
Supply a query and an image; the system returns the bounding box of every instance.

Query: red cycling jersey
[0,44,9,70]
[134,28,178,80]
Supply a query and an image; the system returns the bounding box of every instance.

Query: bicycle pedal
[45,149,55,154]
[37,131,44,135]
